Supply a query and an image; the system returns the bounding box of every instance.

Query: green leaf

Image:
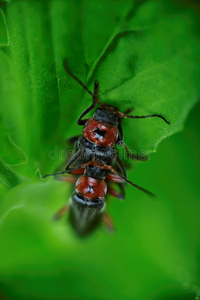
[0,119,28,166]
[0,0,200,300]
[87,1,200,152]
[53,0,200,154]
[1,104,200,299]
[0,160,20,188]
[0,8,9,46]
[0,117,27,188]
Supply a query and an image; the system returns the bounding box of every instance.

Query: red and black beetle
[63,60,170,175]
[43,159,155,236]
[43,60,170,236]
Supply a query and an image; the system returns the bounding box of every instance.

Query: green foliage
[0,0,200,299]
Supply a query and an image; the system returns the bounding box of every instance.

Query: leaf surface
[0,1,200,300]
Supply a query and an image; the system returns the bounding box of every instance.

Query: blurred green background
[0,0,200,299]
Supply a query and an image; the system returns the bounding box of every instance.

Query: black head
[94,108,119,126]
[84,164,107,180]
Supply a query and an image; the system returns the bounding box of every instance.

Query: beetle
[43,61,170,236]
[63,60,170,176]
[43,159,155,236]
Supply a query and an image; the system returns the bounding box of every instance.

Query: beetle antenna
[42,161,95,179]
[118,173,156,197]
[43,168,76,178]
[63,60,170,125]
[125,113,170,125]
[63,59,116,110]
[102,165,155,197]
[43,165,83,179]
[115,110,170,125]
[63,60,94,97]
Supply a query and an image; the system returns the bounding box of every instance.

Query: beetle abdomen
[69,192,105,236]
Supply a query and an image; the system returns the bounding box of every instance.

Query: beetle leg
[117,123,147,161]
[55,175,77,183]
[53,204,69,220]
[106,173,123,183]
[107,185,124,201]
[67,135,81,146]
[65,148,85,170]
[102,212,115,232]
[122,142,148,161]
[77,81,99,125]
[117,182,125,198]
[117,108,134,141]
[116,156,127,178]
[63,60,100,125]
